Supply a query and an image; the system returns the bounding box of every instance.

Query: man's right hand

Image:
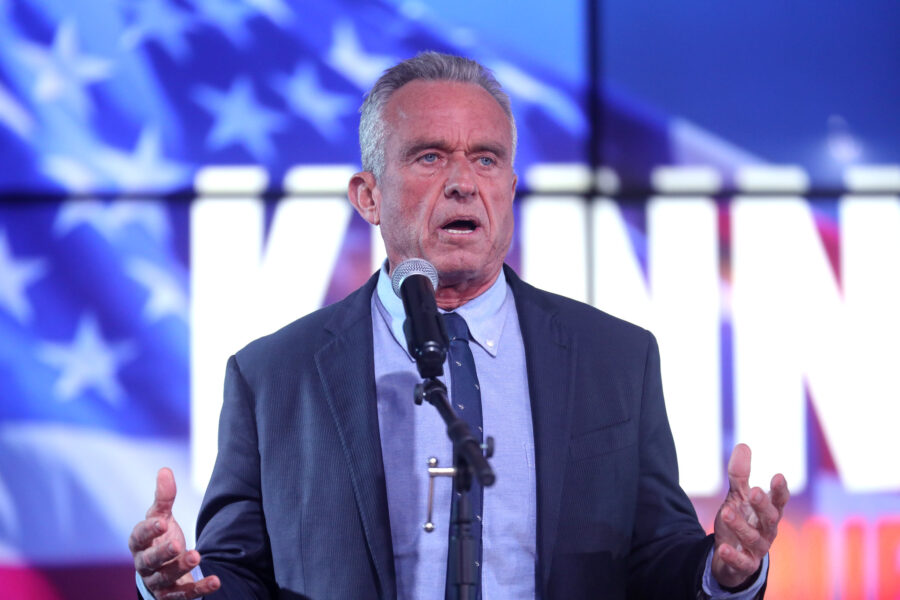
[129,468,221,600]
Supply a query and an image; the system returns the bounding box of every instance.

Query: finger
[147,467,177,519]
[135,539,182,576]
[716,542,760,577]
[749,487,781,535]
[727,443,752,498]
[769,473,790,514]
[143,548,199,590]
[721,505,767,556]
[129,518,167,553]
[156,575,221,600]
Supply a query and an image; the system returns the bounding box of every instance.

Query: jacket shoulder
[233,273,377,374]
[506,266,653,349]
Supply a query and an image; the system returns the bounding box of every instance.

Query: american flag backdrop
[1,1,899,599]
[0,2,590,597]
[0,0,592,195]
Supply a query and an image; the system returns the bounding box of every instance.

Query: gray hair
[359,51,517,178]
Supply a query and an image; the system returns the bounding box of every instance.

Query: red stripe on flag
[0,563,136,600]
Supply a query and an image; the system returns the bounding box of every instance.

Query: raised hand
[712,444,790,589]
[128,468,221,599]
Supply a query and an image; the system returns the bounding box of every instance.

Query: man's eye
[420,153,439,163]
[478,156,496,166]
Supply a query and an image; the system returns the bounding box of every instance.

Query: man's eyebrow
[401,140,509,161]
[470,143,508,160]
[401,140,452,161]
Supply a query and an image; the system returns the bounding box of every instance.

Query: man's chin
[431,257,501,288]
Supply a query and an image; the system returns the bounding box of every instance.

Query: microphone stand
[393,262,494,599]
[414,377,495,600]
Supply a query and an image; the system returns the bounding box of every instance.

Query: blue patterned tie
[442,312,483,599]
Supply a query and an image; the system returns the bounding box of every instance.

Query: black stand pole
[415,378,495,600]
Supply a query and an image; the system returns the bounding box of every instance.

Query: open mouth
[441,218,478,234]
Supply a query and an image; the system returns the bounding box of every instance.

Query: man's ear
[348,171,381,225]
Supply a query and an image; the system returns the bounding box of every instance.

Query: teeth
[442,220,476,234]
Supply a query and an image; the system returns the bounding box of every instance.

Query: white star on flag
[38,314,136,406]
[194,0,256,47]
[42,154,98,192]
[327,21,395,90]
[0,81,34,140]
[120,0,197,61]
[193,77,286,161]
[0,230,46,324]
[127,258,188,323]
[15,20,112,117]
[54,199,170,243]
[94,127,189,192]
[246,0,292,26]
[273,63,356,140]
[488,60,586,135]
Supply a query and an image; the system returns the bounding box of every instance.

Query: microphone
[393,259,495,490]
[391,258,448,379]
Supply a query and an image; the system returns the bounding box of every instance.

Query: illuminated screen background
[1,1,899,598]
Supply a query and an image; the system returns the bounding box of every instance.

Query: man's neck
[433,269,503,311]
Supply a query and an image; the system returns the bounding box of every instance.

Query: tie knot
[442,312,470,342]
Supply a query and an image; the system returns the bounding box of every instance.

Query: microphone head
[391,258,439,298]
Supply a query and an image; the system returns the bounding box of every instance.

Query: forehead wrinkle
[384,80,514,166]
[401,138,454,161]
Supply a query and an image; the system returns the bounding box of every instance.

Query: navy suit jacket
[195,266,718,599]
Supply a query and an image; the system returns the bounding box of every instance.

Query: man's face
[371,80,517,289]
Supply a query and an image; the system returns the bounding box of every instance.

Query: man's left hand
[712,443,790,589]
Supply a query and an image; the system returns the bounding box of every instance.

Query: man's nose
[443,155,477,198]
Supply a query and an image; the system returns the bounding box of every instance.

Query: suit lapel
[506,266,575,594]
[316,274,397,599]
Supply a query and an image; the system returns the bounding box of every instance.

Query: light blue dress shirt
[373,266,536,599]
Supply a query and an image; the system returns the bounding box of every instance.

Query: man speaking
[129,52,789,599]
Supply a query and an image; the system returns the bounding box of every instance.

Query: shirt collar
[374,263,511,358]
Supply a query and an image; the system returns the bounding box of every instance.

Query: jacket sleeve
[194,355,277,599]
[626,332,718,599]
